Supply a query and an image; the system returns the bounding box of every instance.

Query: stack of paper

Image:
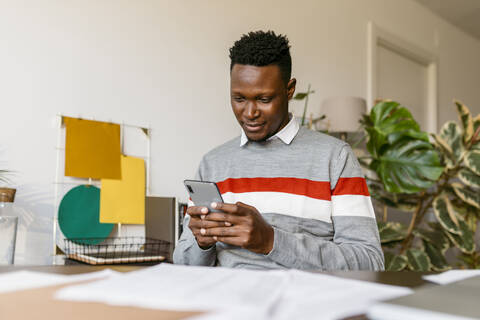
[55,264,412,320]
[269,270,413,320]
[56,264,286,317]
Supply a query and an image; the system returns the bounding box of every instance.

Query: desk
[0,265,434,320]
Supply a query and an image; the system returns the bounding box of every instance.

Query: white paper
[190,270,413,320]
[423,270,480,285]
[56,264,285,317]
[0,269,116,294]
[270,270,412,320]
[56,264,412,320]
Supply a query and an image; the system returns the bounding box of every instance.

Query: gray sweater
[173,127,384,270]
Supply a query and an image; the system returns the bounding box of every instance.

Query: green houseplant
[360,100,480,270]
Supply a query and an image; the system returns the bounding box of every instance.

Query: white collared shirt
[240,113,300,147]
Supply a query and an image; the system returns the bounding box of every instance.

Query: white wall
[1,0,480,264]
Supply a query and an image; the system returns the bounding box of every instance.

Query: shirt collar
[240,113,300,147]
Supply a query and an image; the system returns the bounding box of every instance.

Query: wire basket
[64,237,171,265]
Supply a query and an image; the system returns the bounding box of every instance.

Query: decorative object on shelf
[58,185,114,245]
[322,96,367,139]
[359,100,480,270]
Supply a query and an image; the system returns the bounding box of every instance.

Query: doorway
[367,22,438,133]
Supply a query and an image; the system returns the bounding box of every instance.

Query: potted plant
[359,100,480,270]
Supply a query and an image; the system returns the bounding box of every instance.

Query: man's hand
[197,202,274,255]
[187,205,225,249]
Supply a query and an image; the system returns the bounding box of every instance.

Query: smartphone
[183,180,224,213]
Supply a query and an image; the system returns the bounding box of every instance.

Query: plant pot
[0,188,16,202]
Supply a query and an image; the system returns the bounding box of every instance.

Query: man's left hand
[201,202,274,255]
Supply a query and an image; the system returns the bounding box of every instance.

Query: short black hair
[229,30,292,84]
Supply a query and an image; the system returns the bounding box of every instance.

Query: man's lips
[244,122,265,132]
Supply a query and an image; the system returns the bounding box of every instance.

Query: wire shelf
[64,237,171,265]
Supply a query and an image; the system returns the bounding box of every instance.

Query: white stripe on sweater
[331,195,376,218]
[189,193,375,222]
[222,192,332,223]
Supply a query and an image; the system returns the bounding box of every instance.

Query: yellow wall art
[64,117,121,179]
[100,155,145,224]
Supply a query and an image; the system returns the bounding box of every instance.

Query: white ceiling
[415,0,480,40]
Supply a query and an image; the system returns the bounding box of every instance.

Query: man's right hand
[187,206,229,249]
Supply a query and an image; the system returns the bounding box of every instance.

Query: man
[173,31,384,270]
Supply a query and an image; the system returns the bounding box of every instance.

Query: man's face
[230,64,296,141]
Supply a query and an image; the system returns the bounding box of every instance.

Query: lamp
[321,97,367,139]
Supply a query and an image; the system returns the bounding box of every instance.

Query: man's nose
[245,101,259,119]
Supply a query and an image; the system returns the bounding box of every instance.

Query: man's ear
[287,78,297,100]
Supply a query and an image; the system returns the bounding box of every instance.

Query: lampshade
[321,97,367,132]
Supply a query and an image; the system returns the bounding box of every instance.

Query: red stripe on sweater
[332,177,370,196]
[216,177,332,200]
[216,177,370,199]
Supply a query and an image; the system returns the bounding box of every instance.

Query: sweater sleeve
[173,166,217,266]
[266,144,385,271]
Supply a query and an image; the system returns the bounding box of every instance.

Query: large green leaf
[464,150,480,176]
[372,139,443,193]
[423,240,450,271]
[458,168,480,189]
[365,101,423,158]
[452,183,480,209]
[440,121,464,163]
[414,227,450,253]
[386,130,429,146]
[444,219,476,254]
[406,248,432,271]
[384,252,408,271]
[455,101,474,143]
[433,195,461,234]
[378,221,407,243]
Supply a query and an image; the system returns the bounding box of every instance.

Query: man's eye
[233,97,245,102]
[259,97,271,103]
